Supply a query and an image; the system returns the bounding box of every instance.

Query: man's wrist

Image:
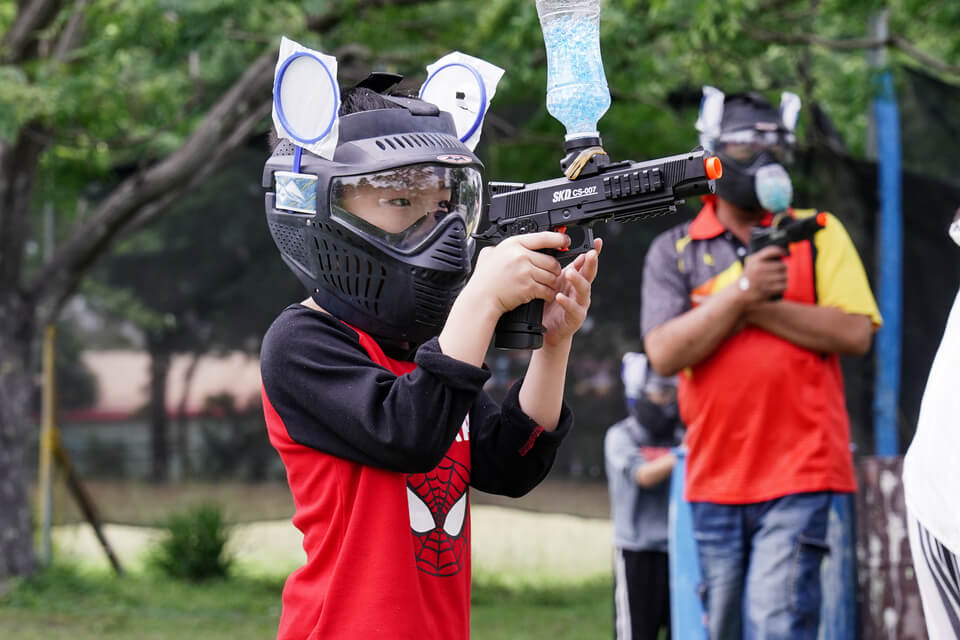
[720,279,754,311]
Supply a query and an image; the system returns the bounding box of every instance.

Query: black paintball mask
[698,89,799,212]
[622,353,682,443]
[263,84,485,346]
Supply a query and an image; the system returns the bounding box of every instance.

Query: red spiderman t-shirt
[260,305,570,639]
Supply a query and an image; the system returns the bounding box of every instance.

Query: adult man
[641,88,882,639]
[605,352,683,640]
[902,208,960,639]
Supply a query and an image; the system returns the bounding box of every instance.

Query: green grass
[1,565,612,639]
[0,565,283,639]
[472,572,613,639]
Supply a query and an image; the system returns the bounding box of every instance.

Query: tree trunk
[146,333,172,483]
[0,298,37,585]
[0,124,48,583]
[173,352,201,481]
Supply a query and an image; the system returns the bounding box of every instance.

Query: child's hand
[542,238,602,347]
[466,231,569,315]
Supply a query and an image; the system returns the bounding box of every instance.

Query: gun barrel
[480,148,718,243]
[783,212,827,243]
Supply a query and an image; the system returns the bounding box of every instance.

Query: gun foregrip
[494,299,545,350]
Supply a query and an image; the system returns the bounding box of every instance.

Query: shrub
[148,503,233,582]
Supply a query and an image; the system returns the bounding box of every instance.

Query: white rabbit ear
[780,91,801,132]
[621,352,649,400]
[419,52,504,151]
[272,37,340,161]
[695,86,725,151]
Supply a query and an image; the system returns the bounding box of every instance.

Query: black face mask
[714,148,782,212]
[631,397,680,442]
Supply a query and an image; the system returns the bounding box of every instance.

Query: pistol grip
[494,299,545,350]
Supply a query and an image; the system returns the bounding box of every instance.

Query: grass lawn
[17,479,615,637]
[1,565,612,639]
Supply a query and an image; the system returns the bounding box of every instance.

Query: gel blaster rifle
[474,142,723,349]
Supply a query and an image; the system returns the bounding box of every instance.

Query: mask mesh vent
[375,133,450,151]
[432,227,467,269]
[314,222,388,314]
[411,268,464,328]
[269,221,310,268]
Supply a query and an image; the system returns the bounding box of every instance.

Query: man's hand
[739,245,788,303]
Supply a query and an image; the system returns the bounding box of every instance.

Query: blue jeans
[690,492,832,640]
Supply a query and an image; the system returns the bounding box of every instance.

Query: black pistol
[748,212,828,301]
[475,140,723,350]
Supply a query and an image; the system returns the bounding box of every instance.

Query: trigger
[554,225,568,252]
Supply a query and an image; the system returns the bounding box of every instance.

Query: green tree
[88,146,300,482]
[0,0,448,582]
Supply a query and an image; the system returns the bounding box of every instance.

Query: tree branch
[1,0,63,64]
[306,0,436,33]
[891,35,960,78]
[123,99,272,237]
[29,50,276,319]
[749,27,960,77]
[52,0,87,62]
[28,0,446,319]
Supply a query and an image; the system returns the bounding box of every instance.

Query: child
[605,353,683,640]
[260,83,601,639]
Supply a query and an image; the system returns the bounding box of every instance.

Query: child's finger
[509,231,569,252]
[574,250,600,284]
[563,266,591,303]
[554,291,586,317]
[530,263,564,288]
[526,250,563,275]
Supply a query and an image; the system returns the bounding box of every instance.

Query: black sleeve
[260,306,490,473]
[468,378,572,498]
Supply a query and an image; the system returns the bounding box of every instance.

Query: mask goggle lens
[643,380,677,406]
[716,128,794,166]
[330,163,483,251]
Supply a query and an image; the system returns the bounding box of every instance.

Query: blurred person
[641,88,882,639]
[903,208,960,639]
[260,75,601,639]
[605,352,683,640]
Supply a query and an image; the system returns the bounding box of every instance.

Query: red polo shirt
[641,199,881,503]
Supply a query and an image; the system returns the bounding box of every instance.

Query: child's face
[330,163,483,250]
[340,183,452,234]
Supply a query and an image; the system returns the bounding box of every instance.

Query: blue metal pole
[667,450,707,639]
[818,493,859,640]
[872,68,902,457]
